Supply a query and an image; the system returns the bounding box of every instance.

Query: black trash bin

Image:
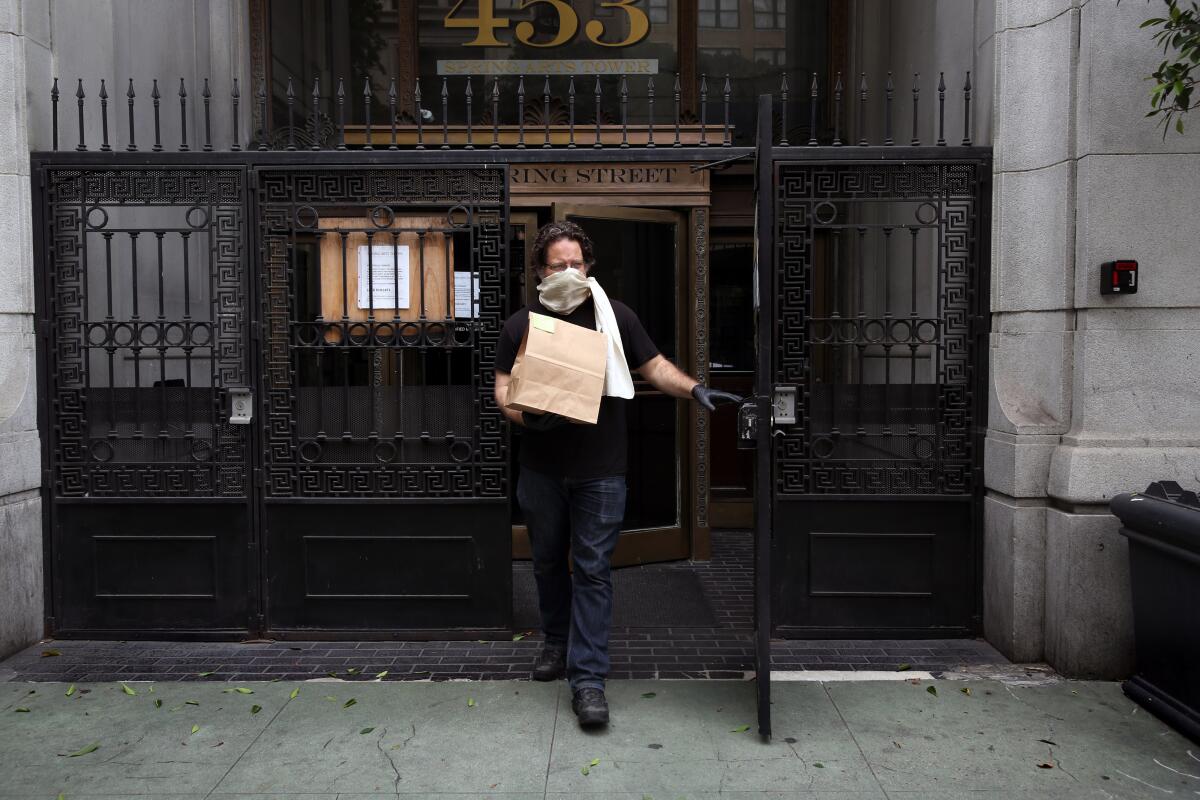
[1113,481,1200,743]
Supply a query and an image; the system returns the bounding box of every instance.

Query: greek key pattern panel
[256,167,508,498]
[773,161,983,497]
[45,167,249,498]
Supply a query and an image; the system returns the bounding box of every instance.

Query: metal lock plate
[772,385,797,426]
[229,388,253,425]
[736,400,758,450]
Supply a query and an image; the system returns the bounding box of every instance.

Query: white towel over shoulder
[587,278,636,399]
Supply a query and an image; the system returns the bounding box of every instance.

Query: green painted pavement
[0,678,1196,799]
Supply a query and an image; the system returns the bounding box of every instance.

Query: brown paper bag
[506,312,608,425]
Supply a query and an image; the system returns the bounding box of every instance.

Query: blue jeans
[516,467,626,692]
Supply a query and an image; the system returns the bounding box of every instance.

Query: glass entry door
[510,205,689,566]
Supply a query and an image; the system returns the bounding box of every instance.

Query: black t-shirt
[495,296,660,479]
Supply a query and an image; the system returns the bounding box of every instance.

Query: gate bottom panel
[263,501,511,635]
[54,502,252,635]
[771,498,976,637]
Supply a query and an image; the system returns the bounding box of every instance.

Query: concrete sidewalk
[0,675,1196,799]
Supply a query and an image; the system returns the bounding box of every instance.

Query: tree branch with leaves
[1136,0,1199,135]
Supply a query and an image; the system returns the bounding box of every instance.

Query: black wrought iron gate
[755,99,991,640]
[35,158,512,638]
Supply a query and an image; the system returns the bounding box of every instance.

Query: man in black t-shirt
[494,221,740,727]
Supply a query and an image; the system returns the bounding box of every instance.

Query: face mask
[536,266,592,314]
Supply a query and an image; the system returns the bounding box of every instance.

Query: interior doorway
[508,205,692,567]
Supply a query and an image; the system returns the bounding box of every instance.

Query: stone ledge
[1049,443,1200,504]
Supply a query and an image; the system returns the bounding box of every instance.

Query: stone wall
[0,0,45,659]
[986,0,1200,678]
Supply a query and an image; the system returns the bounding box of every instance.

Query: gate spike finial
[75,78,87,151]
[99,78,111,152]
[51,77,60,151]
[466,76,475,150]
[885,71,894,146]
[619,73,629,148]
[567,75,576,148]
[858,72,868,146]
[491,76,501,149]
[722,74,732,146]
[388,77,398,150]
[962,70,973,146]
[202,78,213,151]
[439,76,449,149]
[646,75,655,148]
[231,77,241,151]
[151,78,163,151]
[517,74,526,148]
[285,76,296,150]
[593,75,602,149]
[832,72,843,146]
[911,72,920,146]
[178,77,188,152]
[672,72,681,147]
[310,76,321,151]
[808,72,818,146]
[364,75,374,150]
[256,78,268,151]
[779,71,789,147]
[699,72,708,146]
[336,78,347,150]
[544,74,552,148]
[126,78,137,151]
[936,71,946,146]
[414,77,424,149]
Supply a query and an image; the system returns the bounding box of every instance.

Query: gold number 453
[444,0,650,49]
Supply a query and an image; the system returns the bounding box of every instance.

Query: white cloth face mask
[536,267,592,314]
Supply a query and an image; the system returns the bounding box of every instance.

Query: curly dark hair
[530,220,596,275]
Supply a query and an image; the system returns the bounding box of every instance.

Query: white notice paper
[454,272,480,319]
[356,245,410,310]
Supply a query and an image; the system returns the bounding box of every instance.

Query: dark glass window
[699,0,739,29]
[753,0,786,30]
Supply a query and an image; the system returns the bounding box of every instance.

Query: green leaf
[120,683,137,696]
[641,692,657,698]
[343,698,357,709]
[57,794,66,800]
[375,671,389,679]
[231,687,253,695]
[67,742,100,757]
[467,697,477,707]
[897,664,911,672]
[324,695,337,702]
[326,672,340,678]
[197,671,215,677]
[250,704,262,715]
[154,699,163,709]
[580,766,590,776]
[148,686,154,694]
[190,724,200,735]
[289,687,300,700]
[42,649,61,657]
[347,668,360,675]
[926,686,938,697]
[65,685,76,697]
[14,707,30,713]
[960,687,972,696]
[814,762,825,768]
[512,633,527,641]
[185,700,199,706]
[731,724,751,733]
[359,727,375,734]
[589,758,600,766]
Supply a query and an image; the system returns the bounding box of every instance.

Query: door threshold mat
[512,564,718,629]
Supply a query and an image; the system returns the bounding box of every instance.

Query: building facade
[0,0,1195,678]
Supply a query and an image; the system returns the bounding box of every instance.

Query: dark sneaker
[571,687,609,727]
[531,645,566,682]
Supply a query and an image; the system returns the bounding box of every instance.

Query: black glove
[522,411,571,432]
[691,385,744,411]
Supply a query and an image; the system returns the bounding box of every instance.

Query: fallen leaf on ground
[512,633,527,641]
[589,758,600,766]
[197,671,214,677]
[1037,763,1054,769]
[343,698,357,709]
[42,649,61,657]
[233,688,253,695]
[154,699,163,709]
[580,766,590,776]
[120,683,137,696]
[375,671,388,679]
[14,707,30,713]
[814,762,825,768]
[347,668,360,675]
[897,664,910,671]
[926,686,938,697]
[359,727,375,734]
[960,688,972,696]
[190,725,200,735]
[250,705,262,714]
[731,724,751,733]
[65,685,76,696]
[641,692,656,699]
[289,687,300,700]
[467,697,476,707]
[1037,738,1058,746]
[184,700,199,706]
[68,742,100,757]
